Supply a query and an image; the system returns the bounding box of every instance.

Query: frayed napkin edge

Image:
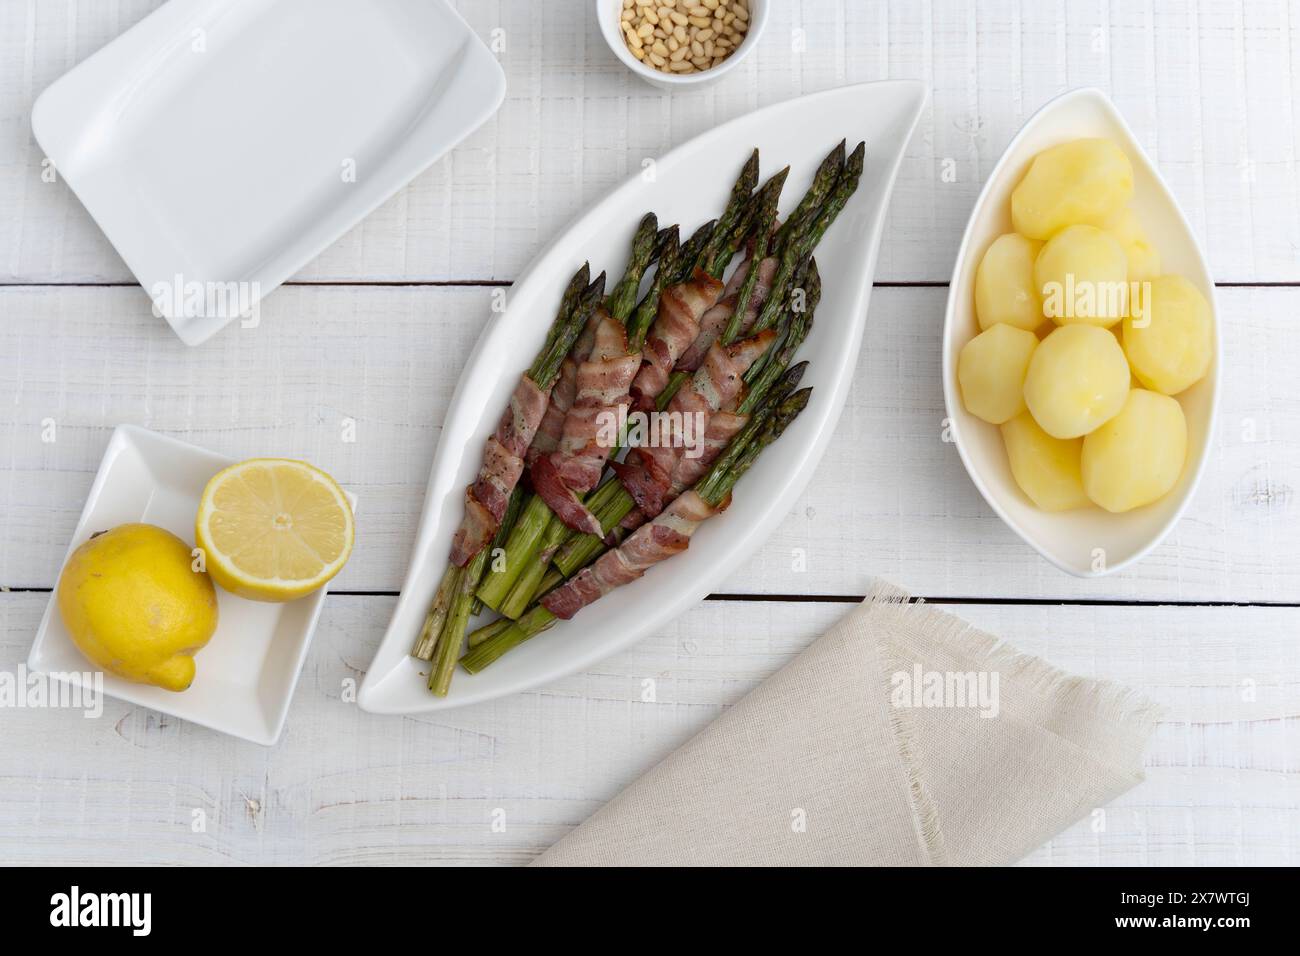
[862,579,1165,864]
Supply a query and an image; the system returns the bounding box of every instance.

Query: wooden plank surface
[2,593,1294,866]
[1,284,1295,602]
[2,0,1298,283]
[1,0,1296,868]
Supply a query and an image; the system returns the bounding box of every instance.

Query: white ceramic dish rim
[359,80,929,713]
[30,0,506,347]
[25,424,352,745]
[940,86,1222,578]
[595,0,769,87]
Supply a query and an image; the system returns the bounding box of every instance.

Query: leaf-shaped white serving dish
[942,88,1221,577]
[360,81,928,713]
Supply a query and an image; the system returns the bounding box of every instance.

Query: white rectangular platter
[31,0,505,345]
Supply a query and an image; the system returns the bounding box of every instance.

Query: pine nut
[618,0,752,75]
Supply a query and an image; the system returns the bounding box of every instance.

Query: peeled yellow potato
[1123,274,1213,396]
[1034,224,1130,328]
[1023,325,1130,439]
[975,234,1044,331]
[1081,389,1187,512]
[1104,206,1162,281]
[1011,138,1134,240]
[1001,412,1091,511]
[958,323,1039,424]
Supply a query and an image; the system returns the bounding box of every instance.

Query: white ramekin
[596,0,769,91]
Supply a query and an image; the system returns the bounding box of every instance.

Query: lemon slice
[196,459,354,602]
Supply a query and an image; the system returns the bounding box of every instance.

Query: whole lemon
[57,523,218,691]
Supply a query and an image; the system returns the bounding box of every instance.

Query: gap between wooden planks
[1,284,1294,603]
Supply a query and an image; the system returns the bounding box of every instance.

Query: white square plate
[31,0,506,346]
[27,425,354,745]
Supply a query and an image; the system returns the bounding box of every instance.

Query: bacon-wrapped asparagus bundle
[531,155,765,539]
[627,152,773,411]
[509,265,821,620]
[551,285,817,586]
[412,266,603,670]
[614,327,776,517]
[478,142,859,626]
[446,265,604,568]
[617,143,861,520]
[460,386,811,673]
[476,221,679,613]
[413,265,596,660]
[675,251,778,373]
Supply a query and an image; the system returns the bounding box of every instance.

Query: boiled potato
[1081,389,1187,512]
[1034,224,1129,328]
[1011,138,1134,240]
[1123,274,1213,396]
[975,234,1044,331]
[1001,412,1091,511]
[1023,325,1130,439]
[958,323,1039,424]
[1104,206,1162,281]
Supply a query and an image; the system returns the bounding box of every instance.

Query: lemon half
[196,459,354,602]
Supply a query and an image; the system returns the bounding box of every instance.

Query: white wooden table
[2,0,1297,866]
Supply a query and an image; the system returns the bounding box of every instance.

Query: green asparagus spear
[605,213,661,323]
[528,263,592,388]
[411,564,460,660]
[626,226,683,350]
[700,148,760,276]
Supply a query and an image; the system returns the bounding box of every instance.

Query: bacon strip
[450,375,551,566]
[667,409,749,496]
[617,408,748,532]
[542,491,721,619]
[618,330,775,518]
[676,256,777,373]
[553,314,641,490]
[527,309,604,466]
[530,310,642,534]
[629,268,726,411]
[530,454,603,537]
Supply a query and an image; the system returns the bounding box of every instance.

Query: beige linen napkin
[534,580,1158,866]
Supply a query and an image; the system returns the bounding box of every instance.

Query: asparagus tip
[782,361,810,391]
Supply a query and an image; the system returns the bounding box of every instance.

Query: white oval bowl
[360,81,928,713]
[595,0,769,91]
[942,87,1221,578]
